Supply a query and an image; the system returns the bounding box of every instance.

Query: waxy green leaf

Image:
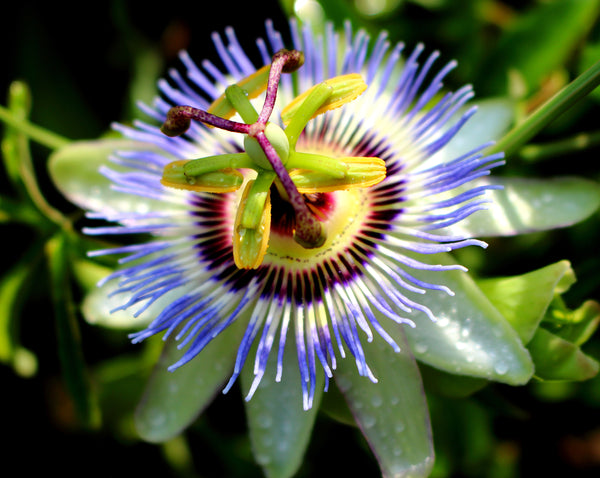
[335,329,434,478]
[528,328,599,381]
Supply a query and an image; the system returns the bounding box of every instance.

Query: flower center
[159,49,386,269]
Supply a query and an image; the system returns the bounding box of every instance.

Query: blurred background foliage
[1,0,600,476]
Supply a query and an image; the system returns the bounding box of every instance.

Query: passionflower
[49,18,554,478]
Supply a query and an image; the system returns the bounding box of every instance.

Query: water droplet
[371,394,383,408]
[395,422,405,433]
[414,342,428,354]
[255,453,272,465]
[494,361,509,375]
[256,414,273,429]
[277,441,289,453]
[148,409,166,427]
[362,414,376,428]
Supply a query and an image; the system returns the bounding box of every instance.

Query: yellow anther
[290,157,386,193]
[281,74,367,125]
[233,179,272,269]
[206,64,271,122]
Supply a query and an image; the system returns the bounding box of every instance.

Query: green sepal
[446,176,600,238]
[241,338,323,478]
[134,316,247,443]
[401,252,533,384]
[48,139,173,213]
[335,327,434,478]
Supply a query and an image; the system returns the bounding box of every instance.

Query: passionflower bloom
[89,20,503,395]
[51,18,592,478]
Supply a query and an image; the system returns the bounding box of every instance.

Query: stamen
[281,73,368,126]
[207,64,271,121]
[161,160,243,192]
[159,47,381,266]
[233,174,274,269]
[291,157,387,193]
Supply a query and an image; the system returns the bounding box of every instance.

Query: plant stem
[0,104,70,150]
[487,59,600,158]
[519,130,600,162]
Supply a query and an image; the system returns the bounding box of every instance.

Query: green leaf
[335,328,434,478]
[479,0,600,95]
[446,176,600,238]
[476,260,574,343]
[402,252,534,384]
[528,328,599,381]
[46,233,99,428]
[134,316,247,443]
[241,339,323,478]
[48,139,175,214]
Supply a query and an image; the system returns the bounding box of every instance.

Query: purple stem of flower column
[255,130,325,248]
[161,105,251,137]
[257,49,304,124]
[253,49,324,248]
